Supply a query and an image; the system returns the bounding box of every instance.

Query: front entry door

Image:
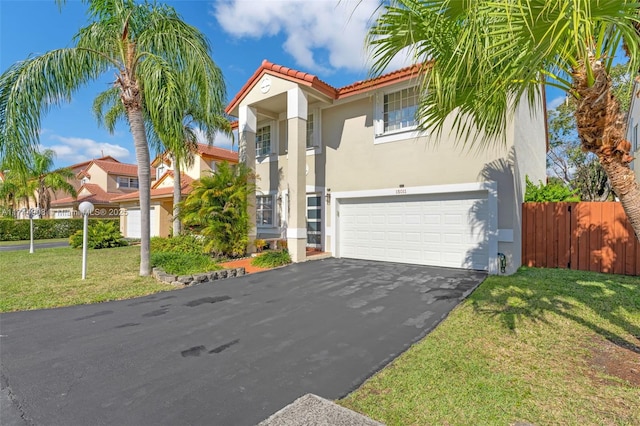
[306,194,322,249]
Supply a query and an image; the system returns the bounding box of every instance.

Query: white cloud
[212,0,409,75]
[547,96,566,110]
[43,135,130,165]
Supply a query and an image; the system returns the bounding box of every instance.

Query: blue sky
[1,0,562,169]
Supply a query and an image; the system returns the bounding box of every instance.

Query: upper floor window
[256,125,271,157]
[117,176,139,189]
[81,177,89,185]
[383,87,418,133]
[306,113,315,148]
[256,195,274,227]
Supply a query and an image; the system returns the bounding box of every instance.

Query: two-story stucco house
[226,60,547,275]
[50,157,146,219]
[114,143,238,238]
[627,80,639,183]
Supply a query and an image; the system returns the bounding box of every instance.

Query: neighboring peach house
[114,143,238,238]
[628,80,639,183]
[50,158,150,219]
[226,60,547,274]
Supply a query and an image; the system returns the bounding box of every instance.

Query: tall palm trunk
[574,59,640,241]
[128,107,152,275]
[173,158,182,236]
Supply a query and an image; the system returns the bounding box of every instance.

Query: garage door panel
[338,192,489,270]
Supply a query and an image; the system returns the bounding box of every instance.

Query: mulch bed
[220,257,270,274]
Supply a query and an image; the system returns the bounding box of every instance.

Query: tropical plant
[524,177,580,202]
[368,0,640,241]
[30,149,77,216]
[0,0,226,275]
[251,250,292,268]
[150,251,219,276]
[180,162,255,258]
[165,110,231,237]
[150,234,207,255]
[69,220,128,249]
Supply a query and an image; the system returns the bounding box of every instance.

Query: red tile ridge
[336,62,429,99]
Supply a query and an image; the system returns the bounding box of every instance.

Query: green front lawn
[0,238,69,247]
[340,268,640,425]
[0,246,175,312]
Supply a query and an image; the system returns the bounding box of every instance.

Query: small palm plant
[180,162,256,258]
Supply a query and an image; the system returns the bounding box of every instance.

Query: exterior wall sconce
[325,189,331,204]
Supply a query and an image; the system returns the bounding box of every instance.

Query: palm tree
[368,0,640,241]
[30,149,77,217]
[166,109,232,237]
[180,162,255,258]
[0,0,226,275]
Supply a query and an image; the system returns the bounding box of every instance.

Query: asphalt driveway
[0,258,486,426]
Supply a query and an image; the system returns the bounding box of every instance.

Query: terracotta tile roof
[336,63,428,98]
[92,159,141,176]
[51,184,122,206]
[226,60,430,115]
[196,143,238,162]
[112,172,194,202]
[68,156,120,173]
[226,59,337,114]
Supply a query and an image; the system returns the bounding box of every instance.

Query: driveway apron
[0,258,486,426]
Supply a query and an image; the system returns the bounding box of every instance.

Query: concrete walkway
[0,258,486,425]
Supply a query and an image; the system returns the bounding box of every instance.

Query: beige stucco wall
[84,163,108,189]
[244,78,546,273]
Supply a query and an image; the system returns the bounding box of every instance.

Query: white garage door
[338,192,489,270]
[126,208,157,238]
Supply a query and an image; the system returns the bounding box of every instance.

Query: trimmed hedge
[0,218,120,241]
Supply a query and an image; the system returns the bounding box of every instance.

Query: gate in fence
[522,202,639,276]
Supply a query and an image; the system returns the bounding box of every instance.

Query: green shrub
[150,235,207,255]
[69,221,128,249]
[0,218,119,241]
[524,176,580,202]
[251,250,292,268]
[151,252,220,275]
[180,162,255,258]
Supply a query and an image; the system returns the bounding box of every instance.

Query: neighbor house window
[383,87,418,133]
[256,195,274,226]
[256,125,271,157]
[156,164,165,180]
[117,176,139,189]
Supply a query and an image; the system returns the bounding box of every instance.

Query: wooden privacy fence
[522,202,640,276]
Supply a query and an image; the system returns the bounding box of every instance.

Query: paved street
[0,241,69,252]
[0,258,485,426]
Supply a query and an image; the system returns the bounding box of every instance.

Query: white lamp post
[78,201,95,280]
[28,208,35,254]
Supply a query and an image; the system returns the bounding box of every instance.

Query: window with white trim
[383,87,418,132]
[306,113,315,148]
[156,164,165,180]
[117,176,139,189]
[256,195,274,227]
[256,125,271,157]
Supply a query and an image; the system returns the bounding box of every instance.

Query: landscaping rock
[228,268,237,278]
[158,273,177,283]
[177,275,193,285]
[236,267,246,276]
[192,273,208,283]
[170,281,184,287]
[218,270,228,279]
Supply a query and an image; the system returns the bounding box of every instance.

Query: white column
[286,87,308,262]
[240,105,258,253]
